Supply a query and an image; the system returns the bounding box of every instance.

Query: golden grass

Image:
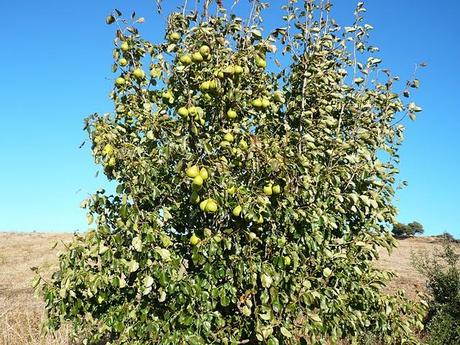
[0,233,73,345]
[0,233,455,345]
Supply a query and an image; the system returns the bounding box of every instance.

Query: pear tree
[37,1,426,344]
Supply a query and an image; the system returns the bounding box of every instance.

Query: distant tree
[408,221,424,236]
[392,221,424,237]
[392,222,409,237]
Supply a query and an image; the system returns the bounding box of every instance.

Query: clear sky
[0,0,458,237]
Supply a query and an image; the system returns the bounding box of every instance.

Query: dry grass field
[0,233,454,345]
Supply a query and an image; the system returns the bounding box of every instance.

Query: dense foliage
[413,239,460,345]
[37,1,426,344]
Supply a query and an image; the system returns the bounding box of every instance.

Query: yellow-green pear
[120,42,129,51]
[119,58,128,66]
[200,199,209,211]
[192,175,204,187]
[239,139,248,150]
[186,165,200,178]
[180,55,192,65]
[178,107,189,118]
[261,98,270,108]
[107,157,116,167]
[199,45,210,56]
[284,256,291,266]
[190,234,200,246]
[162,91,173,100]
[103,144,114,156]
[255,56,266,68]
[232,205,242,217]
[200,81,210,91]
[192,52,204,63]
[224,133,234,142]
[272,184,282,194]
[169,32,181,42]
[223,66,235,75]
[206,199,218,213]
[227,186,236,195]
[234,65,244,75]
[115,77,126,86]
[252,98,263,108]
[133,68,145,79]
[199,168,209,180]
[227,109,237,119]
[263,184,273,196]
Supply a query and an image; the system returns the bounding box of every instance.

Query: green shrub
[428,310,460,345]
[36,1,426,344]
[413,239,460,344]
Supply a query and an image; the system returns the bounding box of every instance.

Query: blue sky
[0,0,458,237]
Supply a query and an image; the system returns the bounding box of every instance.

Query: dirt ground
[0,233,454,345]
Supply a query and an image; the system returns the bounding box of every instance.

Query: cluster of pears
[177,105,205,125]
[219,131,249,157]
[178,44,212,66]
[218,64,244,79]
[263,182,282,196]
[113,40,148,87]
[251,97,271,110]
[186,165,218,213]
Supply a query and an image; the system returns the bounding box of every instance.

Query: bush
[428,310,460,345]
[437,232,458,243]
[412,239,460,344]
[36,1,426,344]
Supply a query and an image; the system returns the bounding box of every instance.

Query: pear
[190,234,200,246]
[227,109,237,119]
[234,65,244,75]
[205,199,218,213]
[178,107,189,118]
[192,175,204,188]
[199,45,210,56]
[192,52,204,63]
[186,165,200,178]
[272,185,282,194]
[200,199,209,211]
[133,68,145,79]
[199,168,209,180]
[232,205,242,217]
[255,56,267,68]
[239,139,248,150]
[252,98,263,108]
[180,55,192,65]
[169,32,181,42]
[263,184,273,196]
[118,58,128,66]
[115,77,126,86]
[224,133,234,142]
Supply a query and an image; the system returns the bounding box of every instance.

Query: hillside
[0,233,452,344]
